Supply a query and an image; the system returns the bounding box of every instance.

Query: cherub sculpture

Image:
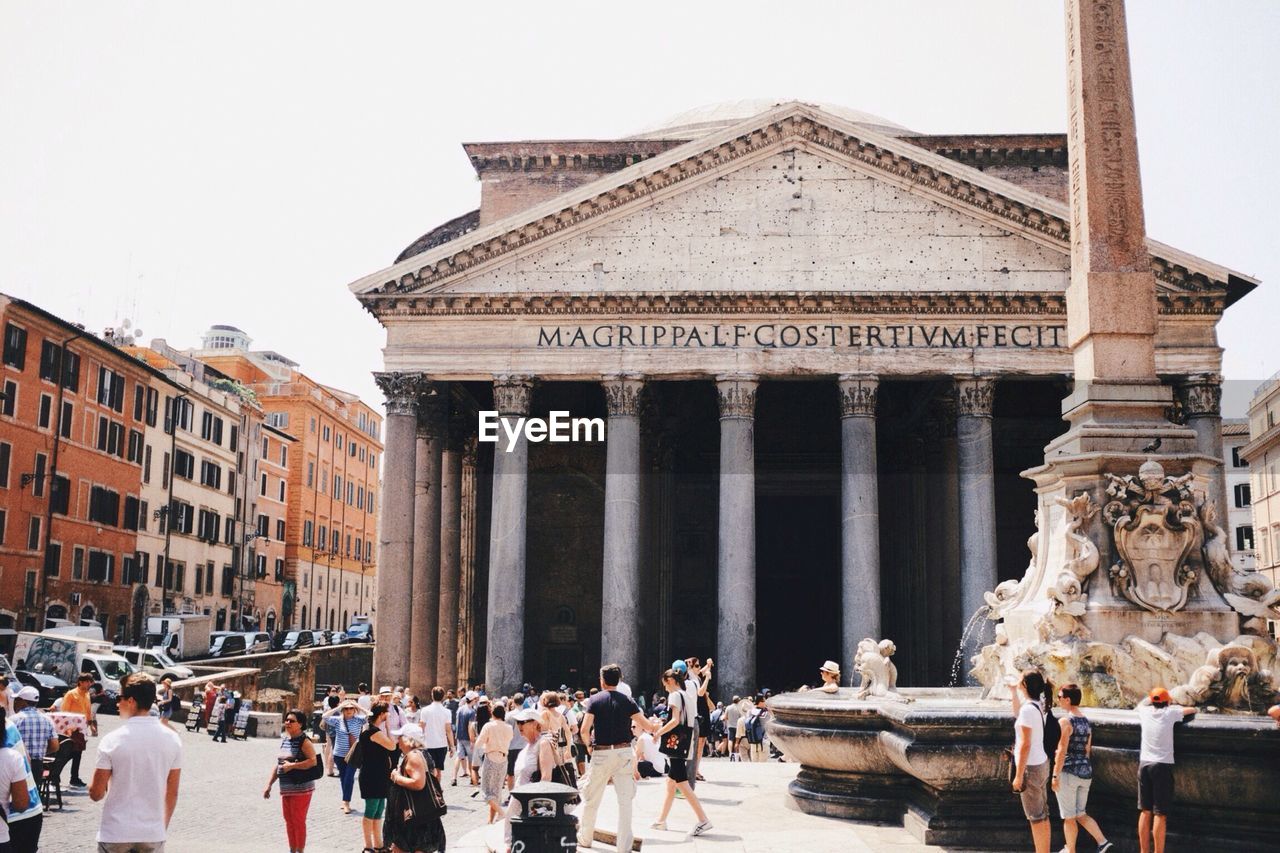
[1036,571,1091,642]
[854,638,907,702]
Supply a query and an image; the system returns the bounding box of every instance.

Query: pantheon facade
[352,101,1253,698]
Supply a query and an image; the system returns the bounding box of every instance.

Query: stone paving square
[37,717,944,853]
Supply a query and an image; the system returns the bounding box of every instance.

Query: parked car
[345,622,374,644]
[242,632,272,654]
[310,630,329,647]
[327,631,347,645]
[112,646,195,682]
[280,630,314,652]
[13,669,68,708]
[207,633,247,658]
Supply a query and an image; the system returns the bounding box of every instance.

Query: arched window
[266,610,277,634]
[80,605,96,626]
[44,604,67,629]
[301,608,308,629]
[315,607,321,630]
[114,615,128,644]
[342,610,348,628]
[328,610,335,631]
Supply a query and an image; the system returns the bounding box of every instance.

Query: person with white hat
[451,691,479,788]
[378,686,405,735]
[817,661,841,694]
[11,687,57,766]
[385,723,446,853]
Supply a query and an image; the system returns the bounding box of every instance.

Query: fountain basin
[767,687,1279,851]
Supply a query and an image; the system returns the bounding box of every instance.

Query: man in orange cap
[1135,687,1196,853]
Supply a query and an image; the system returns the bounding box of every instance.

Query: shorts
[455,739,472,760]
[507,747,521,776]
[363,797,386,819]
[1018,761,1050,822]
[1138,762,1174,815]
[426,747,448,772]
[668,757,690,784]
[99,845,166,853]
[1056,771,1092,819]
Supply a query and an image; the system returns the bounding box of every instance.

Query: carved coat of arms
[1103,458,1201,613]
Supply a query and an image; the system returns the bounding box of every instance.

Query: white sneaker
[693,819,713,836]
[650,820,668,830]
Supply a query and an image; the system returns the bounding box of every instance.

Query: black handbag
[659,724,693,758]
[390,749,447,826]
[282,737,324,783]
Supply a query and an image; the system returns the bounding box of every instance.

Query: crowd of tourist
[1,657,1272,853]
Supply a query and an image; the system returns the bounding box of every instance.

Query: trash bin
[508,781,580,852]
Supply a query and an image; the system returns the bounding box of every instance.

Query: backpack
[1042,704,1061,761]
[746,709,766,745]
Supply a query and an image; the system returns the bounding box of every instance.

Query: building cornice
[365,289,1223,319]
[350,105,1256,307]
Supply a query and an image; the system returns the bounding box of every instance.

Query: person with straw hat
[817,661,841,694]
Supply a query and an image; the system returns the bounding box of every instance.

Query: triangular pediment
[351,102,1255,311]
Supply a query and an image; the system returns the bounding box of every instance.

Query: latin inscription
[534,323,1065,349]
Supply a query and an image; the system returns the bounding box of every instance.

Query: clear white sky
[2,1,1276,416]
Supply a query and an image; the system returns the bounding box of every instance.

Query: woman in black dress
[386,724,446,853]
[358,702,399,853]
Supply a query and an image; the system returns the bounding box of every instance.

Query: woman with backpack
[357,702,399,853]
[1011,669,1054,853]
[263,709,320,853]
[1052,684,1114,853]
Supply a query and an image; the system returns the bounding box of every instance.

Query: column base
[787,768,907,823]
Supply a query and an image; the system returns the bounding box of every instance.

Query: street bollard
[508,781,580,852]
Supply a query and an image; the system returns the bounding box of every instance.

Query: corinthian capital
[492,376,534,416]
[1175,374,1222,418]
[602,376,645,418]
[373,372,432,417]
[716,375,758,420]
[955,377,995,418]
[837,375,879,418]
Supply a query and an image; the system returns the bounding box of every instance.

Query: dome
[630,99,913,140]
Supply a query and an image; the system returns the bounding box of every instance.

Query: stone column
[485,376,533,695]
[600,376,644,680]
[956,377,997,684]
[1177,375,1228,515]
[837,375,880,683]
[437,409,466,691]
[716,375,757,699]
[410,389,445,695]
[457,437,478,686]
[372,372,427,689]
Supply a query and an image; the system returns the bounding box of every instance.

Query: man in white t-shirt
[1135,687,1195,853]
[89,672,183,852]
[419,686,455,780]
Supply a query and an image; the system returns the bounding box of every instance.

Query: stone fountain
[767,2,1279,850]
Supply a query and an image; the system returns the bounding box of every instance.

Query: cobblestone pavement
[39,715,490,853]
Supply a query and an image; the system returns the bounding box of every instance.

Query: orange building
[189,326,382,633]
[0,295,176,641]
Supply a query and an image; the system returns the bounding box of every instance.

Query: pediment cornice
[351,103,1256,309]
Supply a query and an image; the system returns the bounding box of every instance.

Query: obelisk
[1049,0,1195,455]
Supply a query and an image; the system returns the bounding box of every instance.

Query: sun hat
[15,686,40,702]
[378,685,392,695]
[820,660,841,675]
[338,699,361,711]
[511,708,539,724]
[394,723,426,742]
[464,690,478,701]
